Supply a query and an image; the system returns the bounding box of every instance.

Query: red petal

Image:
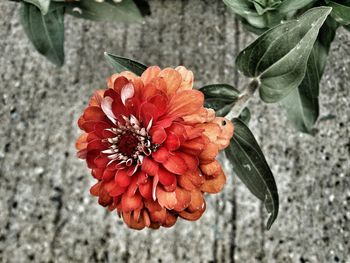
[83,106,107,122]
[102,169,115,180]
[109,184,127,197]
[139,102,159,128]
[162,153,187,175]
[90,182,101,196]
[122,192,142,212]
[148,94,168,116]
[176,152,198,171]
[115,170,132,187]
[158,166,176,186]
[164,132,180,151]
[150,126,167,144]
[181,136,206,155]
[139,180,153,199]
[92,168,104,180]
[152,146,169,163]
[141,157,159,176]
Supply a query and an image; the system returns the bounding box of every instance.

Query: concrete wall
[0,1,349,262]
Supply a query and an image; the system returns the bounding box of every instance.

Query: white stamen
[146,118,153,132]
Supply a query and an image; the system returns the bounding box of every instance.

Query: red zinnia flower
[76,66,234,229]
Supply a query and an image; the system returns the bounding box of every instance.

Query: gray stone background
[0,1,349,262]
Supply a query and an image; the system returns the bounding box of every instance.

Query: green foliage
[280,17,338,133]
[104,52,147,75]
[223,0,315,31]
[236,7,332,103]
[23,0,50,14]
[225,118,279,229]
[200,84,240,117]
[17,0,147,66]
[65,0,143,23]
[20,2,65,66]
[326,0,350,25]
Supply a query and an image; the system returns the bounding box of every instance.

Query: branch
[225,79,260,120]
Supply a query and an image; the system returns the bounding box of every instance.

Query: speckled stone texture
[0,1,349,263]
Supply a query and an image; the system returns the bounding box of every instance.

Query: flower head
[76,66,234,229]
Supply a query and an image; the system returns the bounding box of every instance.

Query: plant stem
[225,78,260,120]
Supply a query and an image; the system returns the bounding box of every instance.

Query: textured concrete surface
[0,1,349,262]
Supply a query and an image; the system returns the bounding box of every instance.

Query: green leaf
[326,0,350,25]
[280,17,338,133]
[238,107,251,124]
[236,7,332,103]
[23,0,50,15]
[104,52,147,75]
[200,84,240,117]
[65,0,143,23]
[278,0,315,13]
[20,2,64,66]
[225,118,279,229]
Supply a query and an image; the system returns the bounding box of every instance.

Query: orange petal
[212,117,235,150]
[173,187,192,212]
[200,160,221,177]
[163,212,177,228]
[141,66,161,85]
[76,133,88,151]
[121,192,143,212]
[200,167,226,193]
[122,212,146,230]
[199,142,219,164]
[158,68,182,95]
[179,201,206,221]
[88,90,105,107]
[182,108,215,124]
[175,66,194,91]
[167,90,204,118]
[156,187,177,210]
[149,207,167,224]
[187,190,204,212]
[196,123,221,143]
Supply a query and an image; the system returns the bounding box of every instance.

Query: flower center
[118,131,139,157]
[102,115,156,168]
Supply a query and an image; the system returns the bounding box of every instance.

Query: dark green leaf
[278,0,315,13]
[238,107,251,124]
[24,0,50,14]
[280,17,338,133]
[326,0,350,25]
[104,52,147,75]
[200,84,240,117]
[20,2,64,66]
[225,118,279,229]
[65,0,143,23]
[200,84,240,99]
[236,7,332,103]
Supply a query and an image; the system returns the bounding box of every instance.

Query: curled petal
[200,167,226,193]
[141,66,161,85]
[175,66,194,91]
[156,187,177,210]
[200,160,221,177]
[158,68,182,95]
